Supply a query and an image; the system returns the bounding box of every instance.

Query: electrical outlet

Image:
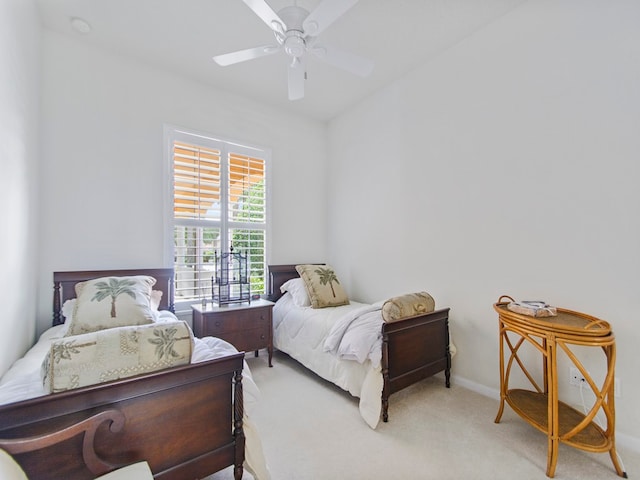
[614,377,621,398]
[569,367,586,386]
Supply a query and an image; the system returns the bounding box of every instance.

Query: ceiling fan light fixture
[284,33,305,58]
[277,6,309,32]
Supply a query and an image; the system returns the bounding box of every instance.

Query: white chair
[1,449,153,479]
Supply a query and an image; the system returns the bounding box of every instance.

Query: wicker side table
[493,296,626,478]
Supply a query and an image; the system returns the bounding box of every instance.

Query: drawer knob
[260,334,265,339]
[215,321,221,327]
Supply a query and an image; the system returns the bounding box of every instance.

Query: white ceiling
[37,0,526,121]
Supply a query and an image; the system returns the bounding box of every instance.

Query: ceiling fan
[213,0,374,101]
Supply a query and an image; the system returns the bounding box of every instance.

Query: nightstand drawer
[202,307,270,335]
[220,328,269,353]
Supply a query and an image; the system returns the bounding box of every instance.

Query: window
[165,127,269,307]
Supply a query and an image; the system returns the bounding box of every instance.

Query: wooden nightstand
[191,299,274,367]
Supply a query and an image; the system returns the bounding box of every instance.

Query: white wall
[37,31,328,333]
[327,0,640,446]
[0,0,40,375]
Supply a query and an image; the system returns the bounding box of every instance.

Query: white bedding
[273,293,385,429]
[0,310,270,480]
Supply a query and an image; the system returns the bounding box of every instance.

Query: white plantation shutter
[228,153,266,223]
[167,128,269,304]
[173,141,221,222]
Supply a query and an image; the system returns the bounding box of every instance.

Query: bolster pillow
[41,320,193,393]
[381,292,435,323]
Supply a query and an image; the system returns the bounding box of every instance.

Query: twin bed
[0,263,452,478]
[0,268,266,480]
[267,264,453,429]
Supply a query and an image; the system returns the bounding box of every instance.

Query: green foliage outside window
[231,180,265,294]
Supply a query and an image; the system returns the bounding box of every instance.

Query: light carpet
[208,351,638,480]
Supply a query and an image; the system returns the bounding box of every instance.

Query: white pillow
[280,278,311,307]
[61,299,76,320]
[150,290,163,310]
[57,299,76,336]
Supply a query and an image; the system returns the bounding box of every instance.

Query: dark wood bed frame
[267,264,451,422]
[0,268,245,480]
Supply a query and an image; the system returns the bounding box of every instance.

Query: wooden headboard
[267,264,300,302]
[267,264,323,302]
[52,268,175,326]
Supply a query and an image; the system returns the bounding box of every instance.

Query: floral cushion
[295,264,349,309]
[42,321,193,393]
[65,276,156,336]
[381,292,435,323]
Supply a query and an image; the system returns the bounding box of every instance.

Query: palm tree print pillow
[295,264,349,309]
[66,275,157,336]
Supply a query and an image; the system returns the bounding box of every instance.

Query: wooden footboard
[0,353,245,480]
[381,307,451,422]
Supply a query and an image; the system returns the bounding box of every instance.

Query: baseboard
[451,374,640,454]
[451,374,500,401]
[616,431,640,454]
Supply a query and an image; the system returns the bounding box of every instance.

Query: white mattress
[273,293,384,429]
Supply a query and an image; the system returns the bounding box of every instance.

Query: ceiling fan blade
[213,45,280,66]
[311,44,374,77]
[288,58,305,101]
[303,0,359,36]
[242,0,285,32]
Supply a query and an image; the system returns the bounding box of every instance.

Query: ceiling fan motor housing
[284,32,305,58]
[277,6,311,58]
